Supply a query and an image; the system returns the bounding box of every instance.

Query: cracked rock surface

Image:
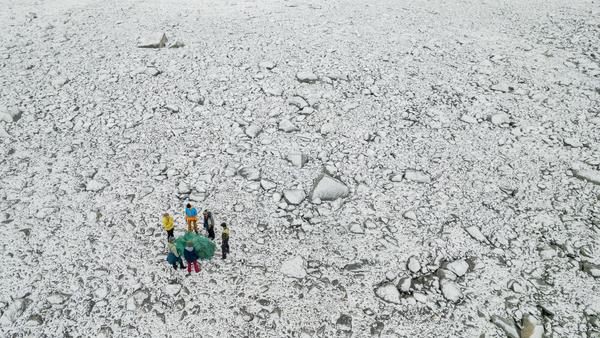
[1,0,599,337]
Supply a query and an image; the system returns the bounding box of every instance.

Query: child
[166,237,185,270]
[221,222,230,259]
[203,210,215,240]
[162,213,175,239]
[183,241,200,273]
[184,203,198,233]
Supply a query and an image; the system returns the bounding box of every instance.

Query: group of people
[162,203,231,274]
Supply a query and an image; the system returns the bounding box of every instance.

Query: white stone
[407,256,421,273]
[281,256,307,279]
[320,122,336,135]
[573,168,600,185]
[311,174,349,201]
[374,283,400,304]
[446,259,469,277]
[402,210,417,221]
[245,124,262,138]
[296,71,318,83]
[348,222,364,234]
[86,180,106,192]
[238,167,261,181]
[404,170,431,183]
[465,226,488,243]
[490,113,510,125]
[0,299,26,327]
[287,153,308,168]
[164,284,181,296]
[398,277,412,293]
[441,281,463,302]
[283,189,306,205]
[260,179,276,190]
[521,314,544,338]
[279,119,298,132]
[563,137,583,148]
[138,32,168,48]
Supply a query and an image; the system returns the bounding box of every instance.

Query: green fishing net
[174,231,216,260]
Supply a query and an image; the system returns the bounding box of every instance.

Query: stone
[245,124,262,138]
[440,281,463,302]
[374,283,400,304]
[573,169,600,186]
[336,314,352,331]
[446,259,469,277]
[404,170,431,183]
[86,180,107,192]
[402,210,417,221]
[238,167,261,181]
[390,174,403,182]
[281,256,307,279]
[0,299,27,327]
[288,96,308,109]
[168,40,185,48]
[164,284,181,296]
[563,137,583,148]
[521,314,544,338]
[310,174,349,201]
[51,76,69,88]
[260,179,276,191]
[581,262,600,278]
[283,189,306,205]
[490,113,510,125]
[296,71,318,83]
[262,86,283,96]
[348,222,364,234]
[47,293,66,304]
[138,32,168,48]
[320,122,336,135]
[465,226,488,243]
[279,119,298,132]
[490,83,513,93]
[287,153,308,168]
[460,115,478,124]
[259,60,276,70]
[397,277,412,293]
[491,315,519,338]
[407,256,421,273]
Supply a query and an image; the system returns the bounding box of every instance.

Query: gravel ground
[1,0,599,337]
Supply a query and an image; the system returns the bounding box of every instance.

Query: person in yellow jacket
[162,213,175,239]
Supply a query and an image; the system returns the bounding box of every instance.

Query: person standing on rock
[183,241,201,274]
[221,222,230,259]
[184,203,199,233]
[166,237,185,270]
[203,210,215,240]
[162,213,175,239]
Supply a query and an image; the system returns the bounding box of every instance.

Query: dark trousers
[172,257,184,269]
[166,229,174,238]
[221,239,230,259]
[208,227,215,240]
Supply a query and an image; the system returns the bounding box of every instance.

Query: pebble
[86,180,107,192]
[164,284,181,296]
[374,283,401,304]
[404,170,431,183]
[310,174,349,201]
[260,179,276,191]
[440,281,463,302]
[281,256,307,279]
[563,137,583,148]
[407,256,421,273]
[287,152,308,168]
[490,113,510,125]
[348,222,364,234]
[245,124,262,138]
[446,259,469,277]
[465,226,488,243]
[279,119,298,132]
[296,71,318,83]
[402,210,417,221]
[283,189,306,205]
[397,277,412,293]
[237,167,261,181]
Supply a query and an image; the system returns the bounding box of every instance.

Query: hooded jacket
[162,215,174,231]
[183,246,198,262]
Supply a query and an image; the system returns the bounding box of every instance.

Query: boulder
[310,174,349,201]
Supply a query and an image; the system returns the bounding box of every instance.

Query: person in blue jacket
[183,241,200,273]
[184,203,199,233]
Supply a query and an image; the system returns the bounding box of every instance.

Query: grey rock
[404,170,431,183]
[491,315,519,338]
[281,256,306,278]
[402,210,417,221]
[0,299,28,327]
[320,122,336,135]
[279,119,298,132]
[260,179,276,191]
[465,226,488,243]
[288,96,308,109]
[397,277,412,293]
[287,152,308,168]
[440,281,463,302]
[238,167,261,181]
[573,169,600,186]
[262,85,283,96]
[446,259,469,277]
[374,283,401,304]
[490,113,510,125]
[245,124,262,138]
[490,83,513,93]
[86,180,107,192]
[563,137,583,148]
[283,189,306,205]
[521,314,544,338]
[310,174,349,201]
[336,314,352,331]
[581,262,600,278]
[407,256,421,273]
[348,222,364,234]
[296,71,318,83]
[259,60,276,70]
[164,283,181,296]
[138,32,168,48]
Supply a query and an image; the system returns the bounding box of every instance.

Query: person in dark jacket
[221,223,230,259]
[183,241,200,273]
[203,210,215,240]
